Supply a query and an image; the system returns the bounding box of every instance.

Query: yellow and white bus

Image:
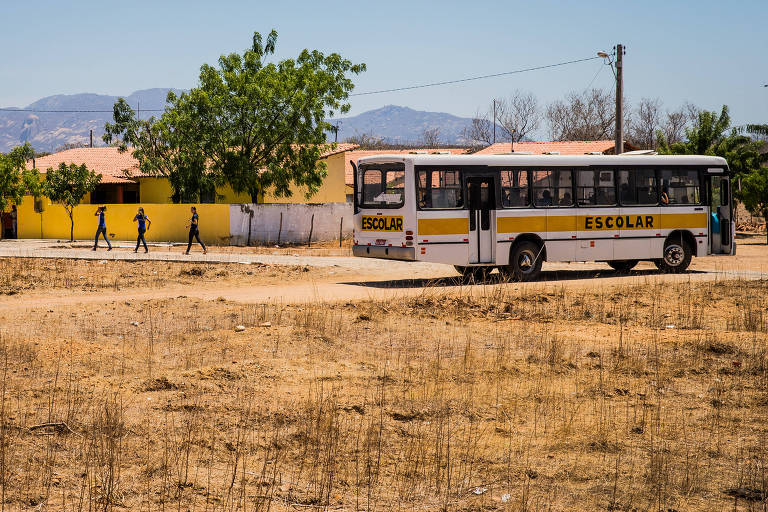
[351,154,734,280]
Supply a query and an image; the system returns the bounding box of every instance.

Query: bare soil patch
[0,268,766,510]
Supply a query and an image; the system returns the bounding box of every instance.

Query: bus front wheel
[608,260,638,273]
[504,241,543,282]
[654,241,692,273]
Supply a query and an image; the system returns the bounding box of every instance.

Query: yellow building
[17,144,356,242]
[26,144,356,205]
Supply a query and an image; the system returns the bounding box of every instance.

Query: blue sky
[1,0,766,133]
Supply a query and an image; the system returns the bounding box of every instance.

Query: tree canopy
[44,162,101,241]
[105,30,365,203]
[0,143,40,213]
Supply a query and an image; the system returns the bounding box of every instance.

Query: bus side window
[417,168,463,209]
[533,169,572,207]
[500,169,529,207]
[659,169,701,205]
[578,170,615,205]
[618,169,658,206]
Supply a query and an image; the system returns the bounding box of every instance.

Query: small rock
[472,487,487,495]
[665,324,675,329]
[234,325,246,332]
[259,322,271,328]
[130,321,139,327]
[501,493,511,503]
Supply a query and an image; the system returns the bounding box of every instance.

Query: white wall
[230,203,353,245]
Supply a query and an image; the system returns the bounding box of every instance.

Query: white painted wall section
[230,203,353,245]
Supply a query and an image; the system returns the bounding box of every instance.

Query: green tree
[740,166,768,243]
[104,30,365,202]
[44,163,101,242]
[0,143,41,239]
[103,99,213,203]
[657,106,765,177]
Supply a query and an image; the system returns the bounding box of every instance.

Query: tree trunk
[764,209,768,245]
[68,210,74,242]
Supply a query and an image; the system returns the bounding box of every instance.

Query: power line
[0,54,602,113]
[349,55,602,96]
[0,103,164,113]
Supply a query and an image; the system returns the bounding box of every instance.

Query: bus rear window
[360,164,405,209]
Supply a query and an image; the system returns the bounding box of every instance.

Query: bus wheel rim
[518,250,535,272]
[664,244,684,266]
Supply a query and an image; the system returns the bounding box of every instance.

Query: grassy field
[0,258,767,511]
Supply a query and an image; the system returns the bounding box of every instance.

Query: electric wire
[0,55,602,113]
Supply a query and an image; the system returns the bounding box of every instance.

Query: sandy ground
[1,235,766,312]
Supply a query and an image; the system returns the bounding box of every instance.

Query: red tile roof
[27,147,139,184]
[320,143,359,158]
[475,140,636,155]
[344,148,469,185]
[27,144,359,185]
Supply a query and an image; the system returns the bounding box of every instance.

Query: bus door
[709,174,733,254]
[467,176,496,264]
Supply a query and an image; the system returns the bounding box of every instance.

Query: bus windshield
[359,163,405,209]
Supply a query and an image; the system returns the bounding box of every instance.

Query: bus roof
[356,153,729,169]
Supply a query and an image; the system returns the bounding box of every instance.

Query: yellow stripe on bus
[496,212,707,233]
[659,213,708,229]
[497,216,546,232]
[417,218,469,235]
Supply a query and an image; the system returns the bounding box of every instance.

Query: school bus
[351,154,734,280]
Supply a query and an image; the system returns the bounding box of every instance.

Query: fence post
[307,213,314,247]
[339,217,343,248]
[277,212,283,245]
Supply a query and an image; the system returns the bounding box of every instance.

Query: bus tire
[608,260,638,273]
[655,240,692,273]
[454,265,490,283]
[507,241,543,282]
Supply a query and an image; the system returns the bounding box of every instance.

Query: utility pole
[614,44,625,154]
[492,99,497,144]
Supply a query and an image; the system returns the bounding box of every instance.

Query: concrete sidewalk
[0,239,433,271]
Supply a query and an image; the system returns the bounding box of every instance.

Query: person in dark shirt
[185,206,207,254]
[133,207,151,253]
[92,206,112,251]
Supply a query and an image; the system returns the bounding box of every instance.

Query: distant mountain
[1,93,475,153]
[0,88,182,153]
[329,105,473,145]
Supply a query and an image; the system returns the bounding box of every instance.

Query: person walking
[9,205,17,239]
[185,206,207,254]
[92,205,112,251]
[133,207,151,253]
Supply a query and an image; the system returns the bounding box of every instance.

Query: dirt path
[5,260,767,313]
[3,236,765,312]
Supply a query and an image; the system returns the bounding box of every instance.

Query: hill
[0,89,182,153]
[1,93,474,153]
[330,105,473,145]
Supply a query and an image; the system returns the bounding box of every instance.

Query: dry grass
[0,258,323,295]
[0,260,767,510]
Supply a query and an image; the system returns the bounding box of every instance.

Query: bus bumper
[353,245,416,261]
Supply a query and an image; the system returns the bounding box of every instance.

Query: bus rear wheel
[654,240,692,273]
[503,241,543,282]
[608,260,638,273]
[454,265,491,282]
